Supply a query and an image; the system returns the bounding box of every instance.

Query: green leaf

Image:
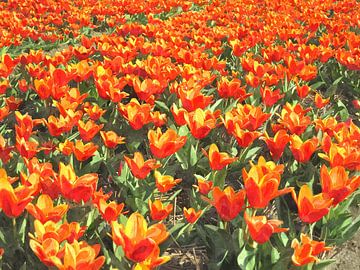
[313,259,337,269]
[189,144,198,167]
[237,246,256,269]
[213,168,227,188]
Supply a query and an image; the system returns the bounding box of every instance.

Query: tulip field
[0,0,360,269]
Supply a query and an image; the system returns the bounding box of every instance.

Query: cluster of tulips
[0,0,359,269]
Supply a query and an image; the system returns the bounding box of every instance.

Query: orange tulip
[124,152,161,179]
[100,130,125,148]
[84,104,106,121]
[211,186,246,221]
[261,130,290,160]
[0,134,13,163]
[244,212,288,244]
[170,104,188,126]
[177,87,213,112]
[29,220,86,244]
[0,169,35,217]
[77,120,104,142]
[150,111,167,127]
[231,124,261,147]
[95,198,125,223]
[314,93,330,109]
[260,86,284,107]
[133,245,171,270]
[148,128,187,159]
[58,140,74,156]
[291,233,331,266]
[278,103,311,135]
[73,140,98,161]
[154,171,182,193]
[118,98,152,130]
[148,199,173,221]
[185,108,220,139]
[46,115,73,137]
[296,84,310,99]
[318,143,360,170]
[292,185,333,223]
[194,176,213,195]
[183,207,202,224]
[217,77,250,100]
[111,213,169,263]
[16,136,39,159]
[203,143,237,171]
[58,162,98,203]
[26,194,68,223]
[242,156,291,208]
[320,165,360,206]
[289,135,318,163]
[30,238,61,267]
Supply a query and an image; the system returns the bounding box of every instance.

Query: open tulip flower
[148,199,173,221]
[244,212,288,244]
[111,213,169,265]
[148,128,187,159]
[124,152,161,179]
[203,143,237,171]
[292,185,333,223]
[291,233,332,266]
[0,169,35,218]
[26,194,69,223]
[210,186,246,221]
[243,156,292,208]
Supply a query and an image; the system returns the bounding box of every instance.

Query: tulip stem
[12,218,17,243]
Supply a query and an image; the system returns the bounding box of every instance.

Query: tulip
[148,128,187,159]
[203,143,237,171]
[244,212,288,244]
[291,233,331,266]
[124,152,161,179]
[211,186,246,221]
[292,185,333,223]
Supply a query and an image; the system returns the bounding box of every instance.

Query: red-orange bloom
[58,163,98,203]
[183,207,202,224]
[289,135,318,163]
[95,198,125,223]
[0,169,35,217]
[100,131,125,148]
[124,152,161,179]
[26,194,68,223]
[292,185,333,223]
[314,93,330,109]
[194,176,213,195]
[211,186,246,221]
[111,213,169,263]
[185,108,220,139]
[291,234,331,266]
[148,199,173,221]
[261,130,290,160]
[203,144,237,171]
[148,128,187,159]
[118,98,152,130]
[217,77,250,100]
[78,120,104,142]
[260,86,284,107]
[73,140,98,161]
[154,171,182,193]
[243,156,292,208]
[320,165,360,206]
[170,104,188,126]
[244,212,288,244]
[278,103,311,135]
